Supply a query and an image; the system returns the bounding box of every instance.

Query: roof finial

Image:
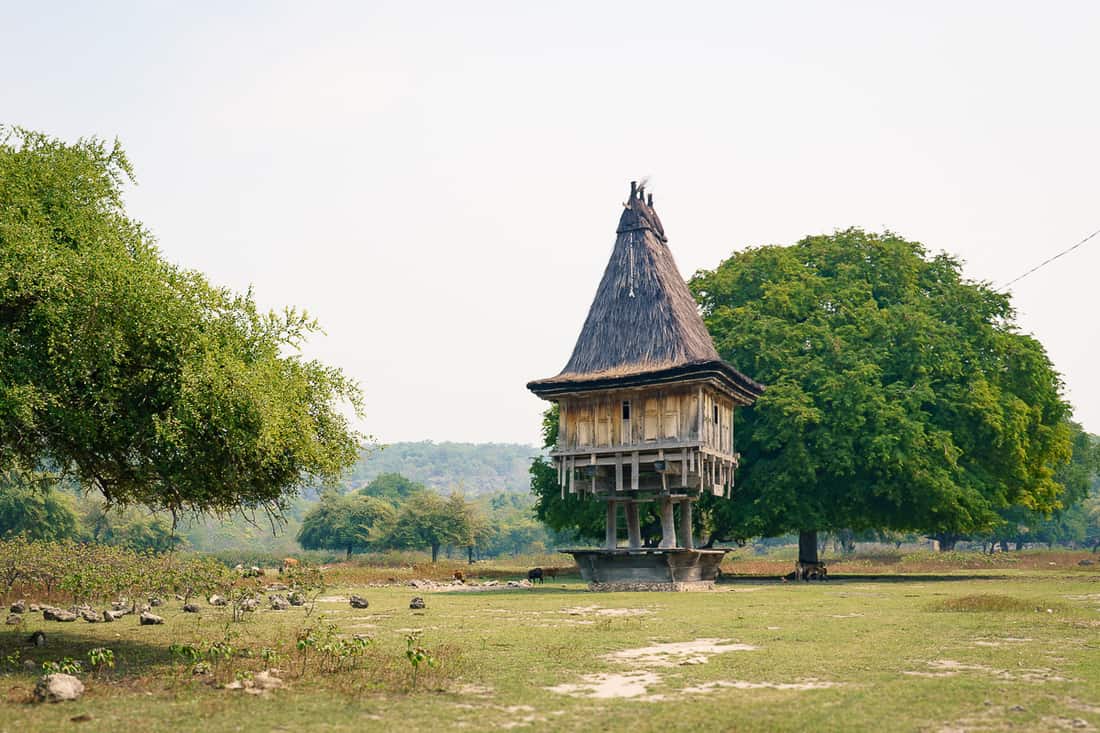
[630,181,637,200]
[647,192,653,208]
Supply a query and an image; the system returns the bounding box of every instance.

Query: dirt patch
[561,605,653,618]
[904,659,1068,682]
[547,671,662,699]
[681,679,842,693]
[604,638,758,667]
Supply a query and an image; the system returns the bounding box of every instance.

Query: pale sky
[4,2,1099,446]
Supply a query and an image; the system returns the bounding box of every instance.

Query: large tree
[297,492,394,558]
[688,229,1073,561]
[0,128,362,518]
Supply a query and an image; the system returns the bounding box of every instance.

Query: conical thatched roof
[528,183,763,404]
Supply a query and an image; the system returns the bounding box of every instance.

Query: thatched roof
[528,182,763,404]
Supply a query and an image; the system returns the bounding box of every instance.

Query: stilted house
[528,182,763,582]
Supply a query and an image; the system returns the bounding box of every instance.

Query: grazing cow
[453,570,464,583]
[280,558,299,574]
[527,567,544,584]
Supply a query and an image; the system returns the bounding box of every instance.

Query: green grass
[2,565,1100,732]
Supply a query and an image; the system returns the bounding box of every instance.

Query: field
[2,552,1099,732]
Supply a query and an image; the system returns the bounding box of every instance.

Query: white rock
[34,673,84,702]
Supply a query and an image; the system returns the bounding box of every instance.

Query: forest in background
[345,442,538,496]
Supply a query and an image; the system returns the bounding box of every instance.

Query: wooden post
[658,497,677,549]
[605,501,618,550]
[615,453,623,493]
[679,500,694,549]
[626,502,642,549]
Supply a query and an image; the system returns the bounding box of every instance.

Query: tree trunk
[431,542,440,563]
[346,546,352,560]
[467,546,474,565]
[799,530,819,564]
[999,540,1009,553]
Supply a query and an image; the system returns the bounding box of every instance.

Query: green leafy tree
[297,492,394,558]
[359,473,426,503]
[688,229,1073,560]
[385,491,467,562]
[0,128,362,517]
[0,465,78,541]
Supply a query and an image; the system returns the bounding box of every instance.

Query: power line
[1002,227,1100,288]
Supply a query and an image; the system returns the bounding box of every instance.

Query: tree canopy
[688,229,1073,546]
[297,492,395,558]
[0,128,362,517]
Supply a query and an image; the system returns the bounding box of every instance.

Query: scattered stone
[349,595,370,609]
[482,580,499,587]
[192,661,211,675]
[183,603,201,613]
[247,566,263,577]
[265,583,289,592]
[70,713,94,723]
[139,611,164,625]
[409,596,426,610]
[252,669,284,690]
[28,630,46,646]
[34,673,84,702]
[149,597,164,607]
[24,659,38,670]
[269,595,290,611]
[208,594,227,607]
[1078,559,1095,567]
[103,610,126,622]
[43,608,77,622]
[80,609,102,623]
[10,599,26,614]
[287,591,305,606]
[240,597,260,612]
[409,579,431,589]
[1011,705,1027,713]
[110,600,129,612]
[6,613,22,625]
[29,603,40,612]
[174,594,185,601]
[1072,719,1089,729]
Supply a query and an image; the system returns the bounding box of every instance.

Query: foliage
[297,492,395,558]
[385,491,472,562]
[0,464,78,541]
[0,127,363,517]
[688,229,1074,542]
[404,631,437,690]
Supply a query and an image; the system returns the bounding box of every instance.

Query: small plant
[42,657,83,675]
[404,631,436,690]
[87,647,115,677]
[4,649,21,669]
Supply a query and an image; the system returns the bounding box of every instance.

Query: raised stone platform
[562,548,727,591]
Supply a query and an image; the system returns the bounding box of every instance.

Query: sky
[3,1,1099,446]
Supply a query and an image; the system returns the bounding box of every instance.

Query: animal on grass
[527,567,544,584]
[784,562,828,582]
[280,558,299,574]
[453,570,464,583]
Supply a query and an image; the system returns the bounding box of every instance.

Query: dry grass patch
[933,594,1049,613]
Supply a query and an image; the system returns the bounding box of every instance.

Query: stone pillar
[605,501,618,550]
[658,497,677,549]
[679,500,694,549]
[626,502,642,549]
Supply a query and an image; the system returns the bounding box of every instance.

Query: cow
[527,567,544,584]
[453,570,464,583]
[280,558,299,574]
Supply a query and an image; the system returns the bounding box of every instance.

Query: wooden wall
[558,384,735,456]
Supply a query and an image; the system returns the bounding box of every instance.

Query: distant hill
[345,441,541,496]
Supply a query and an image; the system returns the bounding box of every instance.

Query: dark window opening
[622,401,631,420]
[713,404,719,424]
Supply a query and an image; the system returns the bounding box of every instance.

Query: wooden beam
[615,453,623,492]
[631,451,639,491]
[626,502,642,549]
[605,500,618,550]
[658,497,677,549]
[679,499,694,549]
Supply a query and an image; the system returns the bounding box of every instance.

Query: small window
[622,401,631,420]
[713,404,719,424]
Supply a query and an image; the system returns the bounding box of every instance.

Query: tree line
[297,473,553,561]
